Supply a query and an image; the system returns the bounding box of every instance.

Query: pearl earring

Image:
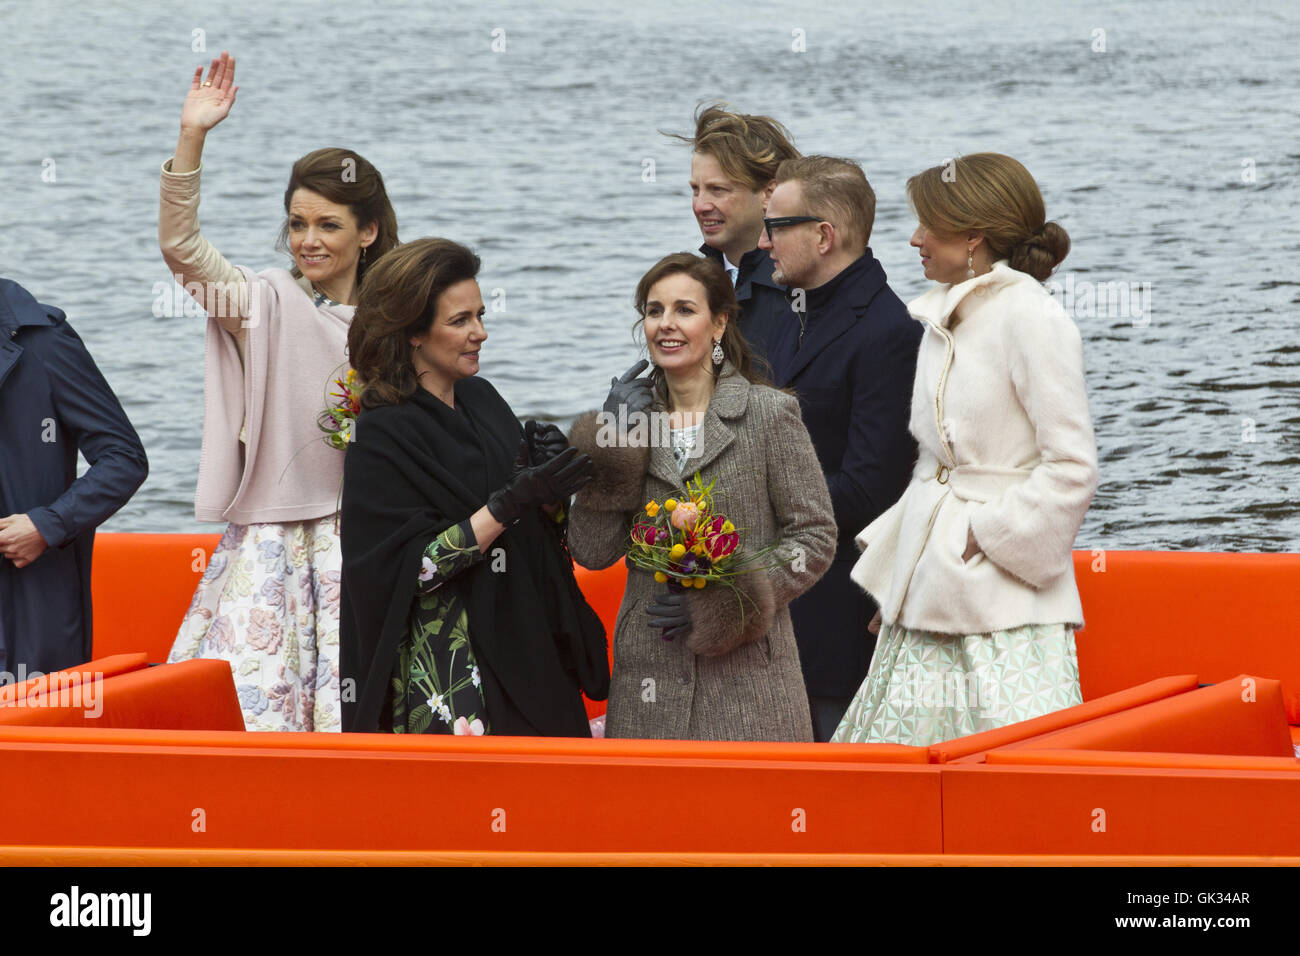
[966,250,975,280]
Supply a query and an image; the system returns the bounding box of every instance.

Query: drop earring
[966,250,975,280]
[712,339,724,366]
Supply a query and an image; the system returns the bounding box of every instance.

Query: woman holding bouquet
[567,253,836,741]
[160,52,399,731]
[834,153,1099,746]
[339,238,609,736]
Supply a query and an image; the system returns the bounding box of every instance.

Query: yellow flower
[645,501,660,517]
[653,571,668,583]
[692,544,705,556]
[668,544,686,560]
[693,577,707,588]
[722,520,734,533]
[346,368,356,383]
[664,498,678,512]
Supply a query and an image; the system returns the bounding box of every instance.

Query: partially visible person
[672,103,801,367]
[160,52,399,731]
[756,155,922,741]
[0,278,148,677]
[340,238,608,736]
[835,152,1098,746]
[566,252,836,741]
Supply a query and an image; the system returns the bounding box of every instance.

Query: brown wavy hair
[906,153,1070,281]
[633,252,769,389]
[348,238,482,409]
[665,102,800,191]
[276,147,399,285]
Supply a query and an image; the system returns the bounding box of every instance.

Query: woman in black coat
[338,239,608,735]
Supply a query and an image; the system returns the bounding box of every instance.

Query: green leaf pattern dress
[390,520,490,735]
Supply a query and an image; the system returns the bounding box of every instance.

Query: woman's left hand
[524,420,568,467]
[961,525,981,563]
[646,589,692,641]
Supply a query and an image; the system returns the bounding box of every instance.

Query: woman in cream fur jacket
[834,153,1099,746]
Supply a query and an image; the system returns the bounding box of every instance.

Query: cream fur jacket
[851,261,1099,634]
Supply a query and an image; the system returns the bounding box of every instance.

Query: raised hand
[601,359,654,418]
[180,51,239,133]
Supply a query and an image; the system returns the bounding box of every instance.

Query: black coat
[0,279,147,676]
[699,244,794,372]
[339,377,608,735]
[768,251,922,698]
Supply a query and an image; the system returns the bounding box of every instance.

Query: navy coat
[699,244,794,372]
[0,279,147,676]
[768,251,923,698]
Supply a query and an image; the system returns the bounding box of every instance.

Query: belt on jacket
[888,462,1035,622]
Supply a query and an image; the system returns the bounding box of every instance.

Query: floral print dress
[169,515,342,732]
[390,521,490,735]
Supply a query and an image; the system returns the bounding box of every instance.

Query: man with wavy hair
[673,103,801,367]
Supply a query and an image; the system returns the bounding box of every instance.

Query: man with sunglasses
[675,103,801,368]
[757,156,922,741]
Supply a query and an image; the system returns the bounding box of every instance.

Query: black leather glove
[524,420,568,467]
[602,359,655,419]
[646,589,692,642]
[486,442,593,526]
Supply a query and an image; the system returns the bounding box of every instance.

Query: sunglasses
[763,215,825,241]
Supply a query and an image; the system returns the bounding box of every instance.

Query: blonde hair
[907,153,1069,281]
[668,103,800,191]
[774,155,876,251]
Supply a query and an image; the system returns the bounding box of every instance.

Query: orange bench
[0,659,243,731]
[930,674,1201,764]
[992,674,1295,759]
[1071,549,1300,721]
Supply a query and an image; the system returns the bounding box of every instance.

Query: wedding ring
[203,81,212,87]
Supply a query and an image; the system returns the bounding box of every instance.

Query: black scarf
[339,376,609,734]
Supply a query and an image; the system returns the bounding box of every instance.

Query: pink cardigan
[194,266,353,524]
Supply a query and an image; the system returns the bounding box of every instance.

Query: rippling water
[1,0,1296,549]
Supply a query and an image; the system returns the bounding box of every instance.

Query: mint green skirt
[831,621,1082,746]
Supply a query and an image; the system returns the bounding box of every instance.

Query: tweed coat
[567,363,836,742]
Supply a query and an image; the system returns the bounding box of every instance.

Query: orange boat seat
[91,533,221,661]
[0,653,149,705]
[931,674,1200,763]
[0,659,243,731]
[1072,550,1300,722]
[995,674,1294,758]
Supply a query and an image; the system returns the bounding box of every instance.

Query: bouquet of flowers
[318,367,362,450]
[626,472,779,598]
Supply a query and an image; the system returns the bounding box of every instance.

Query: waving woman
[161,52,400,731]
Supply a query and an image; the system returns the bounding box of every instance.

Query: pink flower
[669,501,700,531]
[453,715,485,736]
[245,608,284,653]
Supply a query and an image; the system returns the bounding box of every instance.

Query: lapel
[647,365,750,487]
[0,280,55,393]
